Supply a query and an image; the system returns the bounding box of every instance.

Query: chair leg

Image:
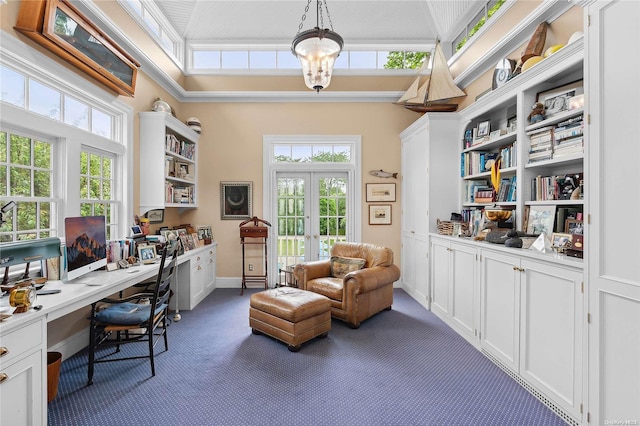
[87,326,96,385]
[148,325,156,377]
[163,309,169,351]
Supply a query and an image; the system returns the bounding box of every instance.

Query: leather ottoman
[249,287,331,351]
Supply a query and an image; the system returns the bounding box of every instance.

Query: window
[189,48,429,72]
[1,38,130,244]
[79,150,117,240]
[0,130,57,241]
[453,0,506,53]
[274,144,352,163]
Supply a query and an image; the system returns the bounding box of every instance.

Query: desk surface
[0,243,216,333]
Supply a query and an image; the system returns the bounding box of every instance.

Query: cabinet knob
[0,347,7,358]
[197,265,201,271]
[197,256,201,261]
[0,373,7,384]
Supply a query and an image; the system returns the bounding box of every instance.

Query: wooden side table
[239,217,271,295]
[277,266,298,288]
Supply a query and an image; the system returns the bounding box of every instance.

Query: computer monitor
[64,215,108,281]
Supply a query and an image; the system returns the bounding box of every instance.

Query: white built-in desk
[0,243,216,426]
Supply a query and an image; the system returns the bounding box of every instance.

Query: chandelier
[291,0,344,92]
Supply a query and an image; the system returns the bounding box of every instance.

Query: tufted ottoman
[249,287,331,352]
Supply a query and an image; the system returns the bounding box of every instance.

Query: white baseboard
[48,329,89,361]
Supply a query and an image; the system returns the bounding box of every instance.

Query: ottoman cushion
[249,287,331,351]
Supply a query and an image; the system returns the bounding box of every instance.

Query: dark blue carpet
[48,288,565,425]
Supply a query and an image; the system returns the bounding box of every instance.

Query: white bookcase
[139,112,199,213]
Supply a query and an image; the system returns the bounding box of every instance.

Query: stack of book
[527,126,554,163]
[464,180,490,203]
[496,176,516,202]
[553,115,584,158]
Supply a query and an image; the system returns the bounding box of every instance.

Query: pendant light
[292,0,344,92]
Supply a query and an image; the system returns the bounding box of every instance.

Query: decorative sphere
[152,98,171,113]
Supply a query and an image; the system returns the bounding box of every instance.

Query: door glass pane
[317,177,347,260]
[276,177,305,271]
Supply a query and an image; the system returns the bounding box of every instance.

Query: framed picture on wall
[366,183,396,202]
[221,181,252,220]
[369,205,392,225]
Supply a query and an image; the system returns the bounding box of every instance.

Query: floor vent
[481,349,579,426]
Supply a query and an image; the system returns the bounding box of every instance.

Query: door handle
[313,235,319,239]
[305,235,310,240]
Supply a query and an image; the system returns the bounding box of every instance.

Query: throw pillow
[330,256,366,278]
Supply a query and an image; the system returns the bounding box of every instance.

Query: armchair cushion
[330,256,365,278]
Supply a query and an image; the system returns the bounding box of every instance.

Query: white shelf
[463,166,517,180]
[525,107,584,133]
[463,131,517,152]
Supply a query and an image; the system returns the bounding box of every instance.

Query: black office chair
[87,241,178,385]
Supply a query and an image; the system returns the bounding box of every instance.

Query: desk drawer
[0,319,43,367]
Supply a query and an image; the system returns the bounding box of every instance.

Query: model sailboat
[397,42,466,113]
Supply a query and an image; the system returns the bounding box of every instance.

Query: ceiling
[150,0,484,48]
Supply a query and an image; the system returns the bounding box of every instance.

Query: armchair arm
[343,264,401,294]
[293,260,331,290]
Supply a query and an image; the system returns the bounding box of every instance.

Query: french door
[275,172,349,272]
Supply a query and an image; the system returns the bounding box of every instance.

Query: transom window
[1,65,114,139]
[0,130,57,241]
[274,144,352,163]
[453,0,506,53]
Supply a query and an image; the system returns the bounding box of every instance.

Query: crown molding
[181,91,405,103]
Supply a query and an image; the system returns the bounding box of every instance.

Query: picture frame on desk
[366,183,396,202]
[196,225,214,244]
[551,232,572,249]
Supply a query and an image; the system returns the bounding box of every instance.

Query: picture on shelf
[565,219,584,235]
[526,205,556,236]
[477,120,491,138]
[551,232,572,249]
[197,225,214,242]
[537,80,584,117]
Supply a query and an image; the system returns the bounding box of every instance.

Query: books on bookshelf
[164,156,194,181]
[531,173,583,201]
[165,134,196,160]
[464,180,490,203]
[496,176,517,202]
[460,143,516,177]
[527,126,554,163]
[527,115,584,163]
[164,182,195,204]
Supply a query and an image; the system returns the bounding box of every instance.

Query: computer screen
[64,215,108,281]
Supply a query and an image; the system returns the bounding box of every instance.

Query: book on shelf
[464,180,489,203]
[496,176,517,202]
[531,173,583,201]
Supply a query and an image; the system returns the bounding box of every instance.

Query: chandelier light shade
[292,0,344,92]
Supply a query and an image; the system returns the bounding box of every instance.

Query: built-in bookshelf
[457,40,584,236]
[139,112,199,213]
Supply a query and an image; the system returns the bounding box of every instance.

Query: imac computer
[64,215,108,282]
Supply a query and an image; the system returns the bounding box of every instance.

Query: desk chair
[87,241,178,385]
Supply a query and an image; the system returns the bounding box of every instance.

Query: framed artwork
[190,233,200,249]
[565,219,584,235]
[537,80,584,117]
[179,234,191,252]
[130,225,142,236]
[160,229,179,243]
[15,0,140,96]
[526,205,556,236]
[145,209,165,224]
[551,233,572,249]
[477,120,491,138]
[369,205,392,225]
[137,245,157,263]
[507,115,517,132]
[197,225,214,243]
[366,183,396,202]
[221,181,252,220]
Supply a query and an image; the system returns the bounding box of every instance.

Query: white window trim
[0,33,134,239]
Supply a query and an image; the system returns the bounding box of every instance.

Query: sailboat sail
[397,42,466,112]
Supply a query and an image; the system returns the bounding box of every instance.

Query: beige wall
[1,0,581,350]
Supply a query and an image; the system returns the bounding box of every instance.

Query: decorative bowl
[484,209,512,222]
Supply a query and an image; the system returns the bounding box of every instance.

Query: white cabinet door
[0,350,44,426]
[413,236,430,301]
[450,242,477,342]
[430,238,450,318]
[519,259,583,421]
[480,250,520,372]
[587,1,640,423]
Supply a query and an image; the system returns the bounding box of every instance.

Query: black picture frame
[221,181,252,220]
[145,209,164,224]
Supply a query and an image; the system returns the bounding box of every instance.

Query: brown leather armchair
[293,242,400,328]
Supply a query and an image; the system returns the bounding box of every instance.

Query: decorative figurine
[528,101,546,123]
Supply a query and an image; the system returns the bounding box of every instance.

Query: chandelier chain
[297,0,313,34]
[322,0,334,30]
